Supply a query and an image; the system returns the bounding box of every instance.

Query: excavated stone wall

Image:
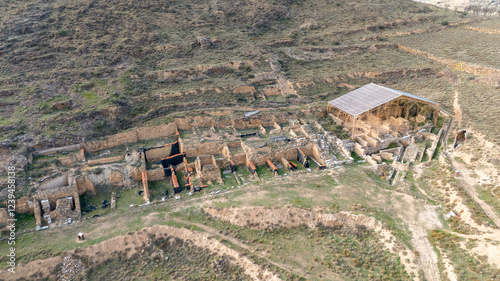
[83,123,178,152]
[87,156,123,166]
[145,146,171,163]
[50,197,80,223]
[35,185,80,210]
[195,155,222,183]
[200,165,223,183]
[136,124,177,141]
[174,116,217,130]
[15,197,33,214]
[84,130,138,152]
[215,157,230,168]
[31,114,292,159]
[274,147,299,162]
[147,168,167,181]
[184,141,224,158]
[231,153,248,165]
[75,176,96,195]
[39,174,69,191]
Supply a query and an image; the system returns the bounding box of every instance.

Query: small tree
[471,5,480,16]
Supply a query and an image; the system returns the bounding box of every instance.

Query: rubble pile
[56,256,85,281]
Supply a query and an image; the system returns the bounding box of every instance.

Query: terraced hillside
[1,0,500,280]
[0,0,476,145]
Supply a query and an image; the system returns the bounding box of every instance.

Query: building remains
[8,83,446,231]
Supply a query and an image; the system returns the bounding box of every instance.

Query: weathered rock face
[109,171,124,186]
[0,151,28,175]
[75,177,96,195]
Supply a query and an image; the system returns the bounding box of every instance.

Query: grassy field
[453,77,500,144]
[173,207,410,281]
[394,28,500,68]
[285,48,437,82]
[465,17,500,29]
[85,236,253,281]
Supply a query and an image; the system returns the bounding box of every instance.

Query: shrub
[58,30,68,36]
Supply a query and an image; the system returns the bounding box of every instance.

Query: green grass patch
[429,230,500,280]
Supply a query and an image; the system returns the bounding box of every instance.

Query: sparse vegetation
[1,0,500,280]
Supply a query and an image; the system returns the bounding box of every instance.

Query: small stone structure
[15,173,83,229]
[196,155,223,184]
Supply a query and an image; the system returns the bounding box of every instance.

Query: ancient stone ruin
[13,83,445,230]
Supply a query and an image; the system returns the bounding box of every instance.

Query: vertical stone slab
[110,192,116,209]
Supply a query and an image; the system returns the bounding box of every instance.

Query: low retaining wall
[87,156,124,166]
[33,144,81,156]
[398,44,500,85]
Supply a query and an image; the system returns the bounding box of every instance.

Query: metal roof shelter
[327,83,439,138]
[328,83,437,118]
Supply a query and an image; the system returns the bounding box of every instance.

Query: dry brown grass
[393,28,500,69]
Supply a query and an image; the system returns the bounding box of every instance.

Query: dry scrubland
[0,0,470,144]
[1,0,500,280]
[395,28,500,68]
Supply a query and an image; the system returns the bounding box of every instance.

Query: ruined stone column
[34,199,42,227]
[110,192,116,209]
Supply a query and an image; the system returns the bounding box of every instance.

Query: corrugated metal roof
[328,83,437,117]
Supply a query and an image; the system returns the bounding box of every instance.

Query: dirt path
[437,247,458,281]
[408,224,441,281]
[3,225,282,281]
[443,228,500,268]
[171,217,310,279]
[448,156,500,227]
[395,160,465,281]
[446,90,500,227]
[204,207,420,279]
[453,91,462,128]
[394,187,442,281]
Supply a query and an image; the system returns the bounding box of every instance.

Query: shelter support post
[351,117,357,139]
